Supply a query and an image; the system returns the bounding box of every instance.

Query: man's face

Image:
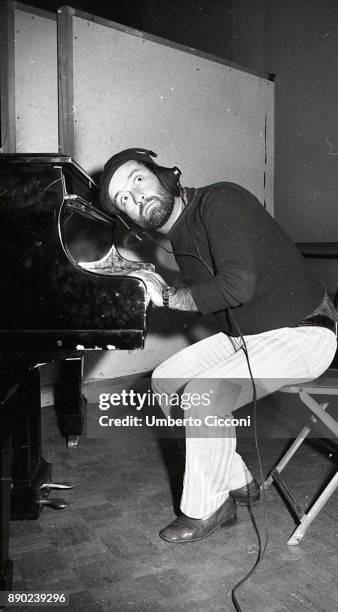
[108,160,175,230]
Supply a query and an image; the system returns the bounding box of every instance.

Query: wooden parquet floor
[8,388,338,612]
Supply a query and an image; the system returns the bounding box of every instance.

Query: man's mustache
[140,196,162,214]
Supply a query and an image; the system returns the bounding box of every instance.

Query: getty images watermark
[96,387,252,431]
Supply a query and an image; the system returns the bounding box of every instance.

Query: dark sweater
[167,183,325,336]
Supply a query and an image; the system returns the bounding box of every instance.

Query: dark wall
[266,0,338,242]
[232,0,338,242]
[231,0,265,73]
[17,0,232,58]
[141,0,232,58]
[14,0,148,28]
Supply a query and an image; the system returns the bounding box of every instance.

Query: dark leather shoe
[159,497,237,543]
[230,479,260,505]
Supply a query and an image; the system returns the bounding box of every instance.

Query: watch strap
[162,286,176,308]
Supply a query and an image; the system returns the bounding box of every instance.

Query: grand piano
[0,154,151,591]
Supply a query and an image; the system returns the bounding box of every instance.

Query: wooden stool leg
[287,471,338,545]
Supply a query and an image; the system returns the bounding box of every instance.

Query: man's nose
[134,191,145,206]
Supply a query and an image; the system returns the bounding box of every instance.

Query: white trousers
[152,326,337,518]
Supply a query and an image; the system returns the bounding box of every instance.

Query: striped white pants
[152,325,337,518]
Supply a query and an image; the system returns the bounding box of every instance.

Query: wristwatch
[162,286,177,308]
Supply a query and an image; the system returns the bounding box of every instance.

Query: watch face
[166,286,177,296]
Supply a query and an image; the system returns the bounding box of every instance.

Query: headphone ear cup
[173,167,182,195]
[150,165,182,197]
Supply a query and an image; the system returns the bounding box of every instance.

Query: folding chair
[263,325,338,545]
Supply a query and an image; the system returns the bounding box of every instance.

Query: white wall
[67,11,274,380]
[15,8,58,152]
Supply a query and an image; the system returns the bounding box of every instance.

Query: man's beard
[139,188,175,230]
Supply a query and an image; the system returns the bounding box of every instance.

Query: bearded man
[99,148,337,543]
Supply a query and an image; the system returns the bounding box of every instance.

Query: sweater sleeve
[189,186,257,314]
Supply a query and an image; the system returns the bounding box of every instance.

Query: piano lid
[0,154,152,351]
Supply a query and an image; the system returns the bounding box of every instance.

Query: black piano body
[0,153,150,351]
[0,154,150,590]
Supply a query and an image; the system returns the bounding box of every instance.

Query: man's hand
[128,270,199,312]
[128,270,166,307]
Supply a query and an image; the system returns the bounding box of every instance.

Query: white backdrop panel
[15,9,58,152]
[67,14,275,380]
[72,16,274,213]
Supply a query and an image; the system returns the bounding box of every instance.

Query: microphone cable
[116,189,271,611]
[136,200,270,611]
[226,308,269,611]
[182,199,270,610]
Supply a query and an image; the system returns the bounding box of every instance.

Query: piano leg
[0,360,74,592]
[10,367,53,520]
[0,404,14,591]
[55,357,85,449]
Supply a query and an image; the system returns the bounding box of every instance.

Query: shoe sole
[230,491,261,506]
[159,513,237,544]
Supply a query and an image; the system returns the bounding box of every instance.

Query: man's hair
[99,148,181,214]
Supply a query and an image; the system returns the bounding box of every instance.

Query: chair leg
[300,390,338,438]
[287,471,338,545]
[263,395,337,544]
[263,423,314,490]
[263,401,329,489]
